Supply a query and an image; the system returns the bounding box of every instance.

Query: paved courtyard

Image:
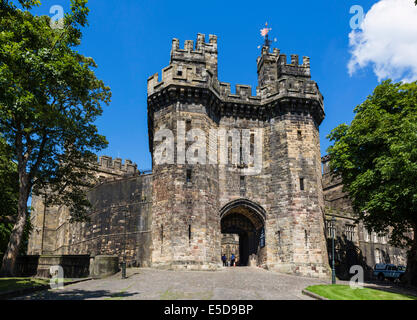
[14,267,329,300]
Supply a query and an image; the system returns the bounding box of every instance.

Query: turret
[170,33,218,78]
[257,45,314,100]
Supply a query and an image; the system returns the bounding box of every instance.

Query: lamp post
[331,216,336,285]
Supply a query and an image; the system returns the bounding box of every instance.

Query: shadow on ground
[361,280,417,298]
[17,289,139,300]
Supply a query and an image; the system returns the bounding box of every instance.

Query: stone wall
[65,174,153,266]
[147,33,330,278]
[27,157,140,257]
[28,171,152,267]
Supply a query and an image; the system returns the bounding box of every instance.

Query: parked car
[373,263,406,281]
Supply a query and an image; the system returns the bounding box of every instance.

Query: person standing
[221,254,227,266]
[231,253,236,267]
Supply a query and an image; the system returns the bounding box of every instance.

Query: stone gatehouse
[27,33,406,279]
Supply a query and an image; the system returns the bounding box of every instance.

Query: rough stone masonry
[28,33,333,279]
[147,33,330,278]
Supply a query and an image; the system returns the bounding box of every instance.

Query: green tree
[0,0,111,276]
[327,80,417,285]
[0,136,32,265]
[0,136,18,261]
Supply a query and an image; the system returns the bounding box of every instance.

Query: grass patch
[306,285,417,300]
[0,278,50,293]
[0,278,81,293]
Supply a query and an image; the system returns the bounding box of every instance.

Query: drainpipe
[40,192,47,255]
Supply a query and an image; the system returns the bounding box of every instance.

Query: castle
[27,33,407,279]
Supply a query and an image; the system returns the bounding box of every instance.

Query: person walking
[230,253,236,267]
[221,254,227,267]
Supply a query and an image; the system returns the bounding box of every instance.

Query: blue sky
[31,0,384,170]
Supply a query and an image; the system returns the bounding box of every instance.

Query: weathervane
[258,22,277,50]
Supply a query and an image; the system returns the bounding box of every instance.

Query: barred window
[345,224,355,241]
[378,234,387,244]
[375,248,381,264]
[326,220,335,238]
[363,227,370,242]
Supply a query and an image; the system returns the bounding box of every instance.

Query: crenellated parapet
[147,63,210,96]
[171,33,218,77]
[277,54,311,78]
[147,34,324,125]
[95,156,138,176]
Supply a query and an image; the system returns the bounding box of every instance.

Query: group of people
[222,254,236,267]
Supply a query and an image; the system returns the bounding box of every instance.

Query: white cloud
[348,0,417,82]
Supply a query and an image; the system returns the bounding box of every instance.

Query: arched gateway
[220,199,266,266]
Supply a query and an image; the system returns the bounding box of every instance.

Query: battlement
[171,33,217,54]
[96,156,138,175]
[170,33,218,78]
[218,82,261,103]
[277,54,311,78]
[147,62,211,96]
[148,33,324,120]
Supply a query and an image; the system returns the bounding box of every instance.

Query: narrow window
[240,176,245,193]
[277,230,281,246]
[345,224,355,241]
[305,230,308,246]
[188,225,192,243]
[250,133,255,156]
[228,136,233,164]
[327,219,335,238]
[297,130,302,140]
[375,248,381,264]
[186,119,192,132]
[161,225,164,244]
[363,227,370,242]
[300,178,305,191]
[186,169,192,183]
[260,227,265,248]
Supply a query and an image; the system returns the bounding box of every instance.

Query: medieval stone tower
[147,33,331,278]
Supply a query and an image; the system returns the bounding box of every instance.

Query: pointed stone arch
[220,199,267,266]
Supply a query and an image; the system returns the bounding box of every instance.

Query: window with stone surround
[186,119,192,132]
[375,248,381,264]
[300,178,305,191]
[363,226,370,242]
[186,169,192,183]
[277,230,281,246]
[378,234,387,244]
[326,219,335,238]
[345,224,355,241]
